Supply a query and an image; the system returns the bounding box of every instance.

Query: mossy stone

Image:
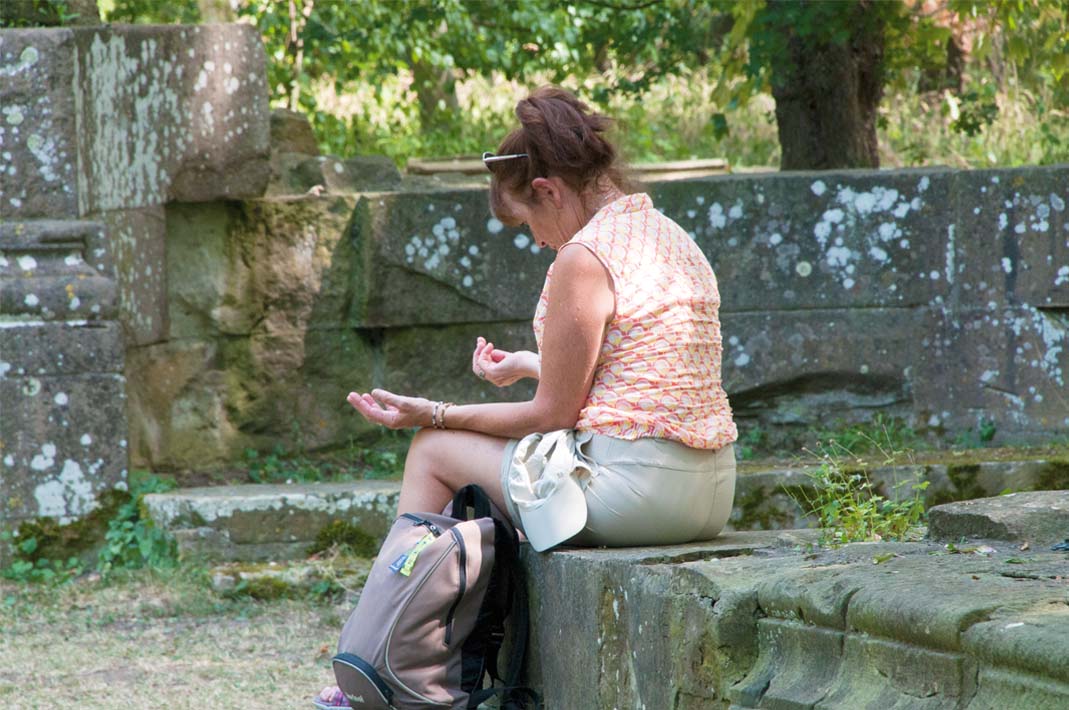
[12,488,130,565]
[308,520,378,557]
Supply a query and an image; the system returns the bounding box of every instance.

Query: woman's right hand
[472,336,540,387]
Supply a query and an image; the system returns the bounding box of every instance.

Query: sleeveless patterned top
[533,192,737,450]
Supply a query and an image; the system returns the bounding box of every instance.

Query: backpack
[332,485,534,709]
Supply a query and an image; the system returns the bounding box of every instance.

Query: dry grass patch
[0,568,348,709]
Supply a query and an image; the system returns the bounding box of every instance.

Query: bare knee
[405,428,446,478]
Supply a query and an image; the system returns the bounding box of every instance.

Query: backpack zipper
[400,513,442,537]
[444,527,467,646]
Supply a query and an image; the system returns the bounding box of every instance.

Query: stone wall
[131,164,1069,472]
[1,23,269,531]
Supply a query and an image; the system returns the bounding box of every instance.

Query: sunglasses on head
[482,151,528,166]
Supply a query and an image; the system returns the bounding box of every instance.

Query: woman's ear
[531,177,564,209]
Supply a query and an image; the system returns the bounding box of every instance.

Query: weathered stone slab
[818,635,974,709]
[143,480,400,562]
[951,167,1069,310]
[348,190,552,327]
[1,24,270,219]
[166,196,359,339]
[523,537,1069,708]
[0,219,115,322]
[90,206,168,345]
[0,29,81,218]
[914,305,1069,439]
[731,619,844,708]
[73,23,271,212]
[269,108,318,156]
[267,154,401,196]
[0,370,127,524]
[127,325,376,470]
[927,490,1069,547]
[0,218,126,529]
[654,169,952,312]
[963,610,1069,686]
[381,320,538,403]
[721,308,920,433]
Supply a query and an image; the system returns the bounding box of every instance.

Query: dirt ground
[0,569,347,709]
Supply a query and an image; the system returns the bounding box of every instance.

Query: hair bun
[488,86,626,225]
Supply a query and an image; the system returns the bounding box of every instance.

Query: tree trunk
[412,60,460,131]
[769,0,887,170]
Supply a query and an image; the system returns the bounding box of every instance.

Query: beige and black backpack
[333,485,535,709]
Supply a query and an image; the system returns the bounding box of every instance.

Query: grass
[0,566,346,708]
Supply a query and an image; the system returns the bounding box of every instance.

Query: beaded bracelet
[436,402,455,430]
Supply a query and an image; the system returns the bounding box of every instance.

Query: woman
[347,86,737,551]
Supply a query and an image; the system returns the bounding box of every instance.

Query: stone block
[651,168,953,312]
[380,321,537,403]
[951,167,1069,310]
[126,326,375,470]
[963,610,1069,686]
[728,468,815,532]
[269,108,318,155]
[913,306,1069,438]
[817,636,972,709]
[0,29,81,218]
[721,308,920,431]
[90,206,168,345]
[143,480,400,562]
[73,24,271,212]
[0,219,115,322]
[349,190,554,327]
[967,669,1069,709]
[729,619,844,709]
[166,196,359,340]
[0,370,127,525]
[927,490,1069,547]
[844,557,1050,652]
[267,154,401,196]
[0,320,122,376]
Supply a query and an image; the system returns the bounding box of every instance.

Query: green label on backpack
[399,532,437,577]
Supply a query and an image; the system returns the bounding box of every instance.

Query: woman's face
[499,178,587,251]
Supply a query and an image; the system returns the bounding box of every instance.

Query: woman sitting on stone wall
[347,86,738,551]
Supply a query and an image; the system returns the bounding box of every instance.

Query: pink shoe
[312,685,349,709]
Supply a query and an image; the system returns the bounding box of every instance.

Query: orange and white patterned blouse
[533,192,737,450]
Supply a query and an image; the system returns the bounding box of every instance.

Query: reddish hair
[488,86,627,225]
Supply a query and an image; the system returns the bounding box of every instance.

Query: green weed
[784,439,929,547]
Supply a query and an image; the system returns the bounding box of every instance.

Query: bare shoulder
[547,242,614,323]
[553,241,611,283]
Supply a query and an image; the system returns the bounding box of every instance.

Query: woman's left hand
[346,389,433,429]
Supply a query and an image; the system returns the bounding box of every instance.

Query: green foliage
[735,425,767,462]
[96,472,178,575]
[952,417,998,448]
[0,0,77,27]
[1,471,177,583]
[811,415,925,461]
[786,444,929,547]
[98,0,1069,169]
[241,431,406,484]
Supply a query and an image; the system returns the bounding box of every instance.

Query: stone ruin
[2,23,1068,537]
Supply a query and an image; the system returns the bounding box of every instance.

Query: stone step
[143,453,1068,563]
[143,480,400,562]
[523,494,1069,707]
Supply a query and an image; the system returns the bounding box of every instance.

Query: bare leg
[397,428,513,518]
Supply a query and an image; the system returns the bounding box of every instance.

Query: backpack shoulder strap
[451,484,493,521]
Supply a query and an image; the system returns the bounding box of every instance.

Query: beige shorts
[499,431,736,548]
